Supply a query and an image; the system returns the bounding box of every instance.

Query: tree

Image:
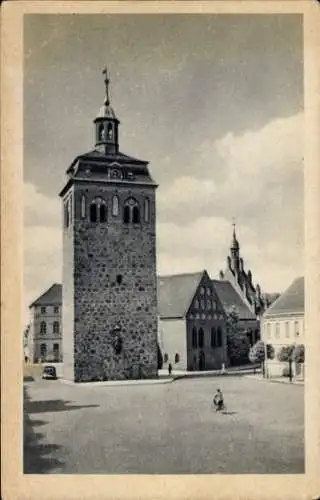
[292,344,304,364]
[249,340,275,376]
[226,307,250,366]
[277,344,295,382]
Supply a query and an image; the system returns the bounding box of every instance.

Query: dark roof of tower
[264,277,304,317]
[231,226,240,250]
[29,284,62,308]
[157,271,205,318]
[212,280,256,320]
[59,149,157,197]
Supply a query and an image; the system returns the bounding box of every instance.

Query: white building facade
[262,277,304,378]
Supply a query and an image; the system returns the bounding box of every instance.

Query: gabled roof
[157,271,204,319]
[212,280,256,321]
[29,284,62,308]
[264,277,304,317]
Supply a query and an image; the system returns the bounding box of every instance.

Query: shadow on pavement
[26,399,99,414]
[23,385,99,473]
[24,387,64,474]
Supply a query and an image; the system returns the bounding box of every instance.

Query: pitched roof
[211,280,256,320]
[29,284,62,308]
[264,277,304,317]
[157,271,204,318]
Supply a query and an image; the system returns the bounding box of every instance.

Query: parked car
[42,365,57,380]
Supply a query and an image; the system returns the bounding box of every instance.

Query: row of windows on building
[163,353,180,364]
[191,326,223,349]
[64,194,151,227]
[36,306,59,315]
[39,321,60,334]
[264,321,301,340]
[39,343,60,360]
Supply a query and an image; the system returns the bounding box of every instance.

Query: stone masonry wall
[62,190,75,381]
[64,182,158,382]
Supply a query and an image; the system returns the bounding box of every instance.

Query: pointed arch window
[192,327,197,348]
[217,326,223,347]
[211,327,216,347]
[198,328,204,348]
[40,321,46,334]
[144,198,150,222]
[112,195,119,216]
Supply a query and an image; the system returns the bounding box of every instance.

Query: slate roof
[211,280,256,321]
[157,271,204,319]
[29,284,62,308]
[264,277,304,317]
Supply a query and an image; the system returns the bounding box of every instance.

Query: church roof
[263,277,304,317]
[29,284,62,308]
[157,271,204,319]
[211,280,256,320]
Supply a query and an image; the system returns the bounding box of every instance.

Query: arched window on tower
[144,198,150,222]
[123,205,130,224]
[90,202,97,223]
[112,195,119,216]
[81,195,86,219]
[98,123,105,142]
[100,204,107,223]
[107,123,113,140]
[123,198,140,224]
[132,206,140,224]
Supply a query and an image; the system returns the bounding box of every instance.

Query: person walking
[168,362,172,376]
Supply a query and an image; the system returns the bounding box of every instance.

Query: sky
[23,14,304,323]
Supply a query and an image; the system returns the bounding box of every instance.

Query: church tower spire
[94,67,120,154]
[230,220,240,273]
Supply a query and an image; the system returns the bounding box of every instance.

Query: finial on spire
[102,66,110,105]
[232,217,236,236]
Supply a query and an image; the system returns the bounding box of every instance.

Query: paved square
[24,376,304,474]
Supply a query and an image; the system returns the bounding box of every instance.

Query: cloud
[23,183,62,322]
[157,112,303,291]
[23,112,303,321]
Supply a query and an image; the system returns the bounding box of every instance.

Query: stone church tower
[59,68,158,382]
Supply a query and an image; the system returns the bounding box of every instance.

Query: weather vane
[102,66,110,105]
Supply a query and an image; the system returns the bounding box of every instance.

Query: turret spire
[102,66,110,106]
[94,66,120,154]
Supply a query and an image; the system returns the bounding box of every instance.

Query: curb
[59,377,175,387]
[244,375,304,386]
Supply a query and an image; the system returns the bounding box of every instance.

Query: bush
[282,366,290,378]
